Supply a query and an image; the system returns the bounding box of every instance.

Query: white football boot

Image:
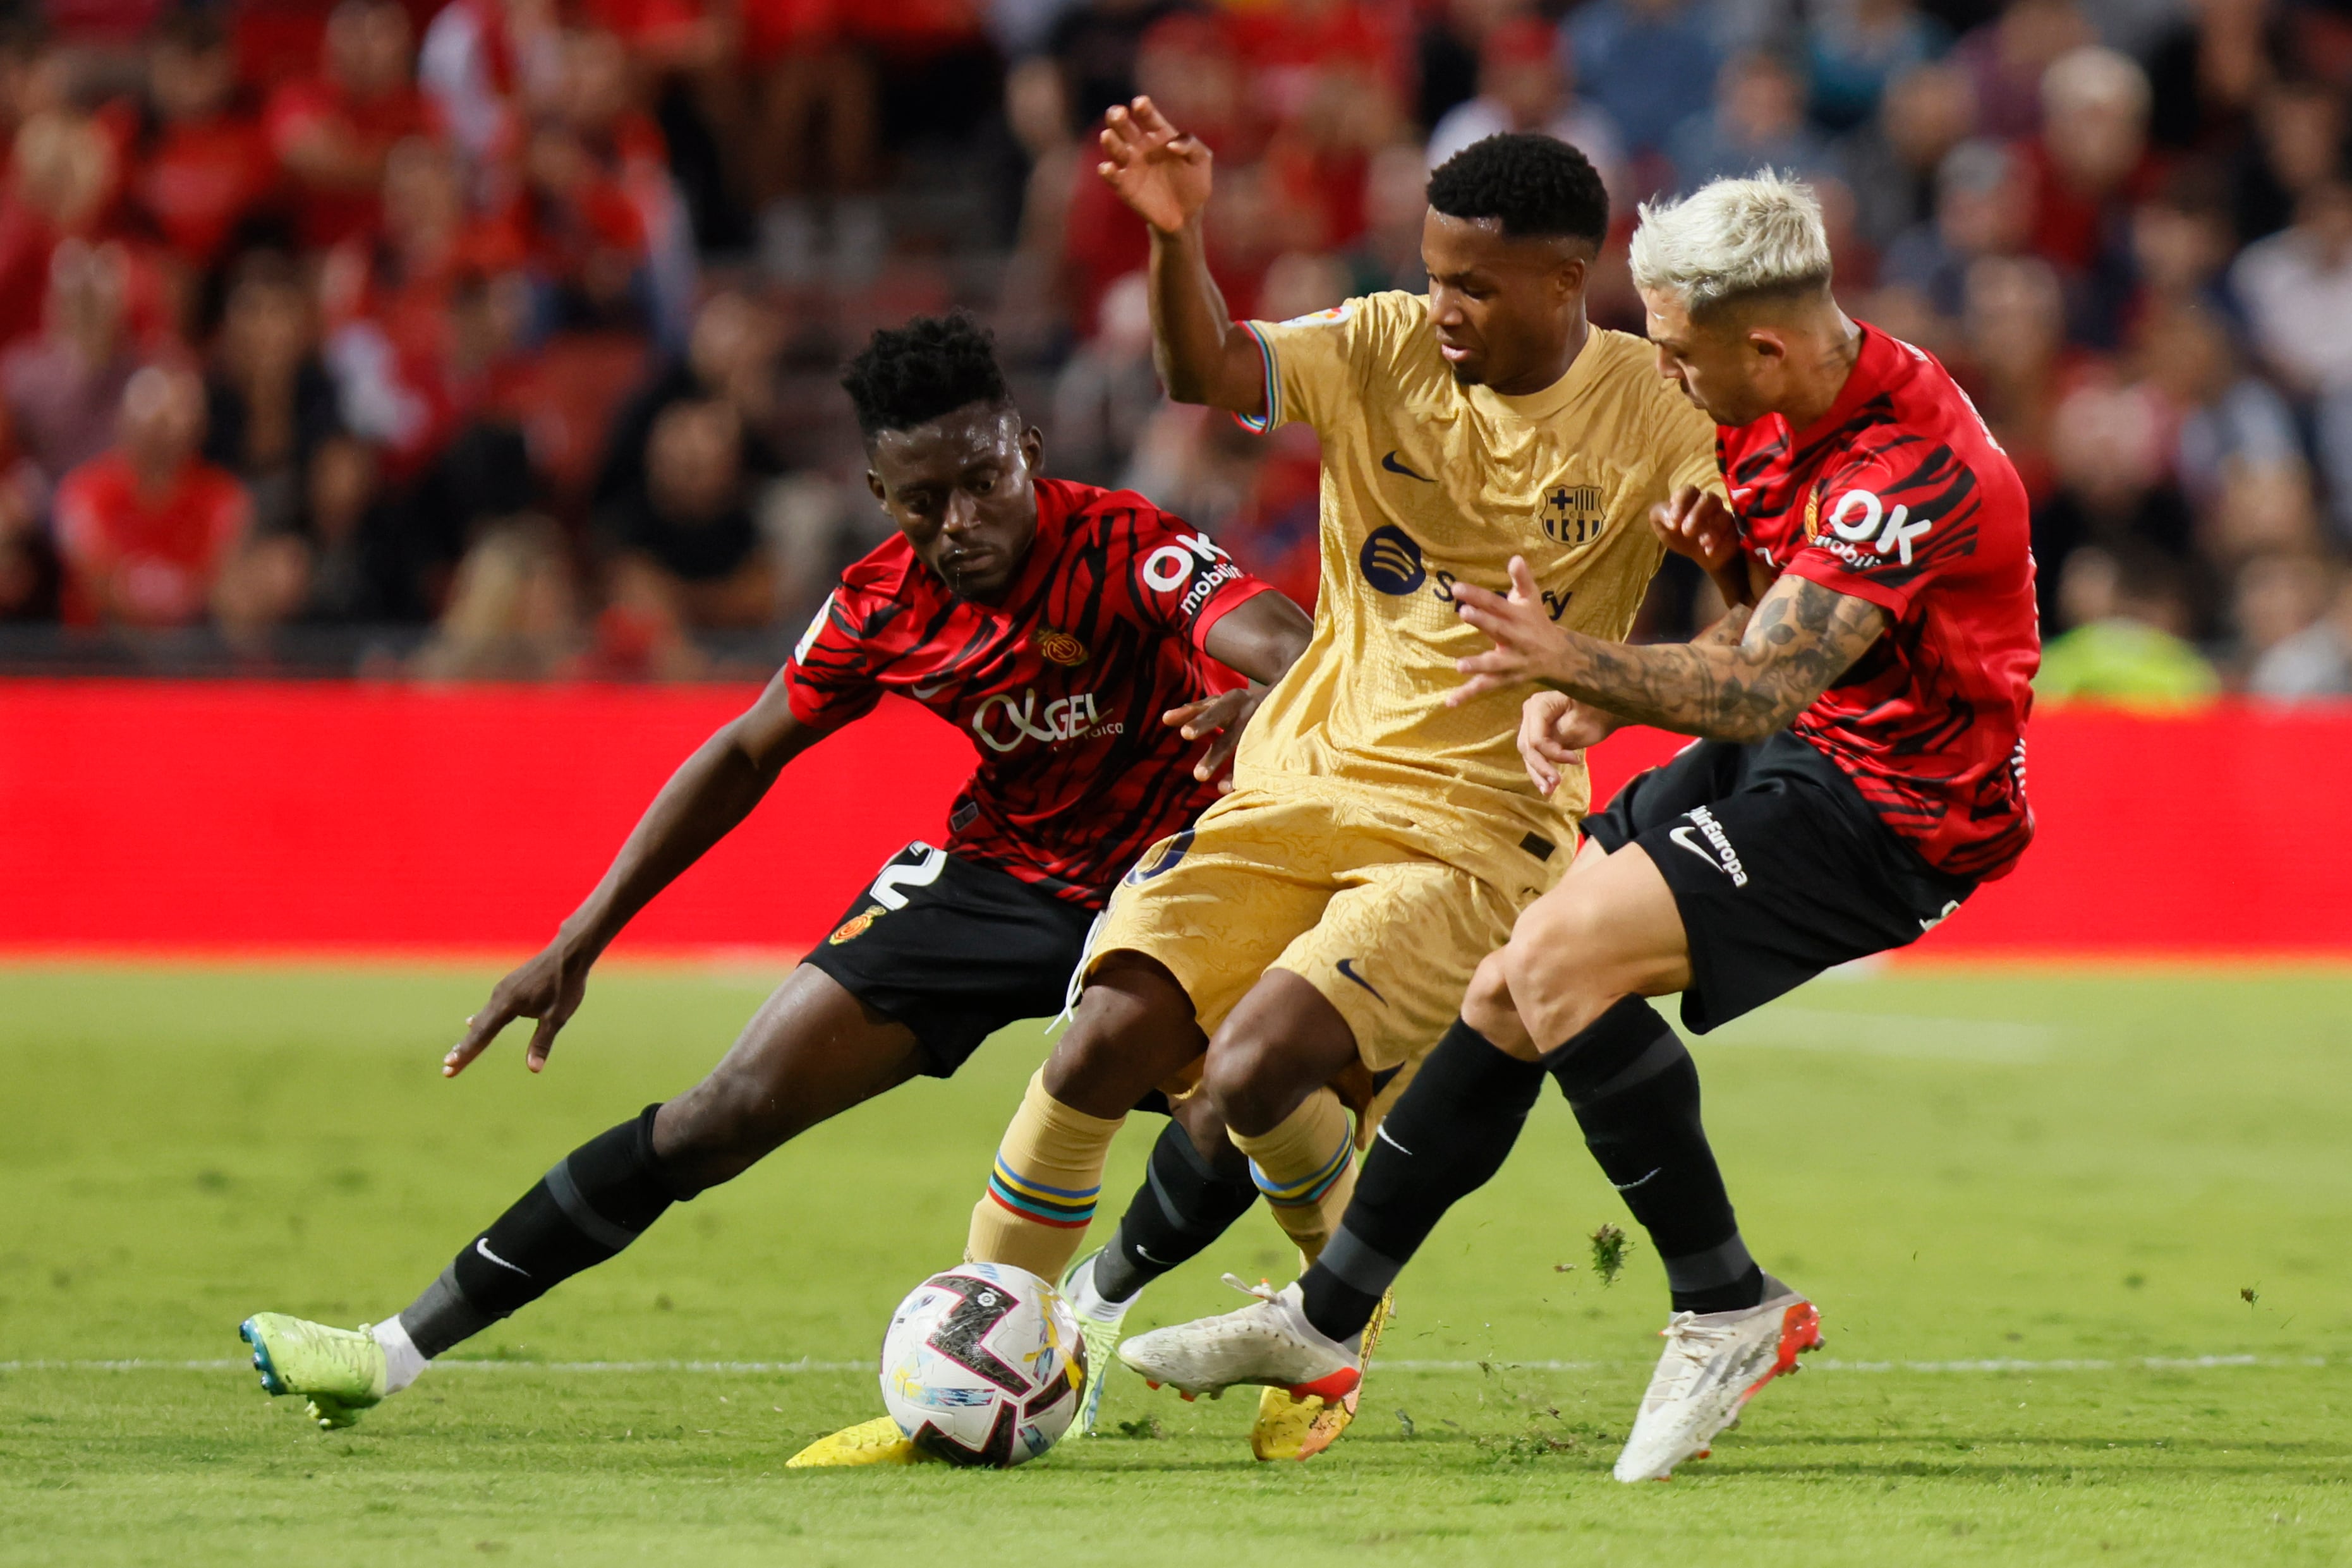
[1613,1276,1822,1482]
[1118,1276,1361,1404]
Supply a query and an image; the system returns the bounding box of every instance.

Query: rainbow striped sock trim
[1249,1138,1351,1210]
[985,1154,1098,1229]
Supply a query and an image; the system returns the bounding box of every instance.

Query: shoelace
[1220,1272,1283,1305]
[1646,1312,1735,1403]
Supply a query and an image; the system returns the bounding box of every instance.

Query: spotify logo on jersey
[1360,525,1427,595]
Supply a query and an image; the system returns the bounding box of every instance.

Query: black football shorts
[801,841,1100,1076]
[1581,732,1979,1034]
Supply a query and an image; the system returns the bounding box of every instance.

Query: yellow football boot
[1249,1289,1391,1461]
[785,1414,933,1468]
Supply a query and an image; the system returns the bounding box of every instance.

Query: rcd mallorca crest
[1540,483,1606,546]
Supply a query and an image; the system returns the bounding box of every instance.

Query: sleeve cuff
[1229,322,1280,436]
[1781,553,1914,622]
[1190,578,1278,654]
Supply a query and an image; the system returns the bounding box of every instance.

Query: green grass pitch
[3,961,2349,1565]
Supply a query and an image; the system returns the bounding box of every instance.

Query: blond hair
[1627,171,1832,319]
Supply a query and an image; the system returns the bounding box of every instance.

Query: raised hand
[1164,684,1266,793]
[443,939,593,1078]
[1098,95,1212,235]
[1517,691,1620,793]
[1649,486,1741,576]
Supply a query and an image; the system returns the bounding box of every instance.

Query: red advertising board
[4,681,2346,960]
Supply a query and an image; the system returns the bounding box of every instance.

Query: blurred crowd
[0,0,2348,701]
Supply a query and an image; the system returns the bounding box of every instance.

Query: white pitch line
[2,1354,2327,1376]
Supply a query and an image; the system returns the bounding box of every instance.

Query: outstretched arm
[1514,603,1759,790]
[1167,589,1316,788]
[446,673,818,1076]
[1452,558,1887,745]
[1099,96,1268,415]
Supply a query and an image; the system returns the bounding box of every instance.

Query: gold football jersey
[1230,289,1721,855]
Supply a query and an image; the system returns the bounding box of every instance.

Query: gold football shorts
[1088,783,1565,1073]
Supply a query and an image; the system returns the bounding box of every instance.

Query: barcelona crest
[1540,483,1606,545]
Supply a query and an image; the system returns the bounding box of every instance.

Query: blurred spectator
[2135,301,2300,512]
[2033,372,2197,626]
[2130,163,2240,319]
[3,240,141,502]
[52,364,257,630]
[1414,0,1527,134]
[1839,59,1976,251]
[597,286,784,510]
[267,0,439,251]
[203,253,342,540]
[413,514,582,678]
[1948,0,2091,140]
[1051,270,1160,488]
[1956,252,2070,497]
[2229,79,2348,249]
[598,396,773,649]
[748,11,883,287]
[2230,548,2336,685]
[128,11,277,304]
[1425,18,1626,201]
[2249,567,2352,699]
[1668,52,1835,192]
[2018,45,2155,342]
[1046,0,1204,136]
[1343,141,1433,296]
[2203,456,2321,562]
[2036,542,2221,707]
[2144,0,2286,157]
[1877,138,2028,329]
[1805,0,1949,134]
[1565,0,1719,165]
[0,108,128,348]
[2231,174,2352,539]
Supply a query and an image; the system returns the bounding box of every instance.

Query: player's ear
[865,466,887,504]
[1745,325,1790,364]
[1019,424,1045,476]
[1555,248,1590,303]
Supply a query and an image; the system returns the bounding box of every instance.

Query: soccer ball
[878,1262,1086,1467]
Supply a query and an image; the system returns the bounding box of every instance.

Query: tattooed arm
[1454,557,1887,744]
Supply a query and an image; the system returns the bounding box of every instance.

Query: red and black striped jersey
[783,478,1276,907]
[1718,324,2041,881]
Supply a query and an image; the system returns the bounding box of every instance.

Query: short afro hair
[1427,133,1608,246]
[840,312,1013,440]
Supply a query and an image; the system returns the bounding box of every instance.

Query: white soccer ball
[878,1262,1086,1467]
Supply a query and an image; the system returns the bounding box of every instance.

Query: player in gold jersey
[799,119,1718,1468]
[974,114,1716,1454]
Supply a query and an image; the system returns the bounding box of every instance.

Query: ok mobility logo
[1359,524,1574,620]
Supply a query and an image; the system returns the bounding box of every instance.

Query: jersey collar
[1469,324,1606,425]
[1787,321,1896,449]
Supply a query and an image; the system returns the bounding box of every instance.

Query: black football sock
[1297,1018,1548,1344]
[1089,1118,1260,1306]
[398,1105,683,1358]
[1547,996,1762,1315]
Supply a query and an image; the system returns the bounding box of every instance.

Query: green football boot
[1058,1248,1132,1437]
[239,1313,389,1430]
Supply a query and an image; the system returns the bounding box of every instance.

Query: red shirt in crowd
[133,115,279,264]
[784,476,1275,905]
[1718,323,2041,881]
[54,450,250,626]
[265,76,441,249]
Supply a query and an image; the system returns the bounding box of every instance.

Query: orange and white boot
[1612,1276,1822,1481]
[1118,1276,1361,1407]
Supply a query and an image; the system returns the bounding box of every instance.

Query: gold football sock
[965,1070,1125,1279]
[1232,1087,1357,1265]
